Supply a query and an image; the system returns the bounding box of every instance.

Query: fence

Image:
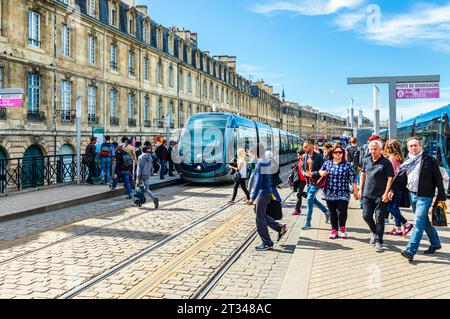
[0,154,91,194]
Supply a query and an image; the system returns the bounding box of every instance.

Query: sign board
[396,82,440,99]
[92,127,105,151]
[0,89,24,108]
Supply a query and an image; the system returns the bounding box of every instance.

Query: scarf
[398,151,423,175]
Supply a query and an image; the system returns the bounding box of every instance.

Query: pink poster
[0,98,22,108]
[396,82,440,99]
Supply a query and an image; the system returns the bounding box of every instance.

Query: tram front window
[180,116,228,164]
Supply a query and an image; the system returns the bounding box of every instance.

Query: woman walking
[384,140,414,236]
[227,148,251,204]
[291,150,307,216]
[319,145,358,239]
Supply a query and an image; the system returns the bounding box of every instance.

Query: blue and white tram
[175,113,301,183]
[396,104,450,188]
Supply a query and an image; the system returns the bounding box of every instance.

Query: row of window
[25,73,195,126]
[42,2,251,93]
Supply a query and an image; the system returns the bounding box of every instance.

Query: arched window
[156,26,163,50]
[142,17,151,44]
[127,7,137,36]
[108,0,119,28]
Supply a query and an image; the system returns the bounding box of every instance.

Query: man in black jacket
[301,139,330,230]
[85,137,97,185]
[399,137,446,262]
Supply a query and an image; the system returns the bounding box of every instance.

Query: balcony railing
[110,116,120,126]
[144,120,151,127]
[110,62,118,70]
[128,118,136,127]
[153,119,175,129]
[61,110,73,123]
[88,114,99,125]
[0,108,6,120]
[27,111,46,122]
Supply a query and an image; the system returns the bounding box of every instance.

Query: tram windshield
[179,116,228,164]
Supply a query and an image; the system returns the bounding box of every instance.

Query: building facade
[0,0,266,159]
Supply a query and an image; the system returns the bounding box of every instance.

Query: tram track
[0,184,220,267]
[60,170,293,300]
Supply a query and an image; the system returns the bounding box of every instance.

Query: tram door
[441,114,450,192]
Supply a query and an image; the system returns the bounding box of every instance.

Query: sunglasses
[333,151,344,155]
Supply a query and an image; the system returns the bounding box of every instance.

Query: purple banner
[396,82,440,99]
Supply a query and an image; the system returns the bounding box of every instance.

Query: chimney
[136,5,148,16]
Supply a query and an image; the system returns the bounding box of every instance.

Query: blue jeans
[305,184,329,226]
[112,170,132,196]
[406,194,441,256]
[142,178,158,201]
[159,160,167,179]
[100,157,112,183]
[388,191,408,227]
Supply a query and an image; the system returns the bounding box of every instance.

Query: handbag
[398,190,411,208]
[266,195,283,220]
[431,202,448,227]
[316,161,330,189]
[233,171,241,182]
[288,170,295,187]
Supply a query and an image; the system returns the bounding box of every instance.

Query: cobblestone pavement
[0,184,239,298]
[74,187,294,299]
[278,197,450,299]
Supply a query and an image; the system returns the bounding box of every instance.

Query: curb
[0,179,182,223]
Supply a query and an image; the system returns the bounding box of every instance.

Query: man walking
[111,145,134,199]
[155,140,169,180]
[136,145,160,209]
[99,136,114,185]
[85,137,97,185]
[358,140,394,252]
[399,137,446,262]
[301,139,330,230]
[248,144,287,251]
[167,141,176,177]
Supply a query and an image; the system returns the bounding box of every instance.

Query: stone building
[0,0,271,161]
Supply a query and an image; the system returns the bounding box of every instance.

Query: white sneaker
[375,242,384,252]
[370,234,376,245]
[339,230,348,239]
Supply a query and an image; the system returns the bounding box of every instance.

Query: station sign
[396,82,440,99]
[0,88,24,108]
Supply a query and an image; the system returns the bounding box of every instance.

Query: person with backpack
[346,137,361,179]
[111,145,134,199]
[155,140,169,180]
[84,137,97,185]
[99,136,114,185]
[136,145,159,209]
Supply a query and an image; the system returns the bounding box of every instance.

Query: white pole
[373,85,380,135]
[350,98,355,129]
[76,96,82,185]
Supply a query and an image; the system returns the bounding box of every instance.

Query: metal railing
[144,120,151,127]
[110,116,120,126]
[27,111,46,122]
[153,119,174,129]
[0,154,93,194]
[88,114,99,125]
[128,118,136,127]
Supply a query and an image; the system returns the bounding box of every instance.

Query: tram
[395,104,450,185]
[175,113,301,183]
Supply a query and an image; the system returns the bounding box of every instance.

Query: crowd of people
[83,136,179,209]
[235,136,446,262]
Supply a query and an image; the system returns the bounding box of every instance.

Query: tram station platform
[0,174,181,222]
[278,197,450,299]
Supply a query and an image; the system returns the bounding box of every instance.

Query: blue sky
[142,0,450,122]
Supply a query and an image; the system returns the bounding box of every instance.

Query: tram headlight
[196,165,202,171]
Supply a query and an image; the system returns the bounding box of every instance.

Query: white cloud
[252,0,365,16]
[334,2,450,51]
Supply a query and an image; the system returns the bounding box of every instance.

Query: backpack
[121,152,134,169]
[100,143,111,157]
[347,145,361,166]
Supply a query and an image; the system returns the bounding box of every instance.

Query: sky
[141,0,450,122]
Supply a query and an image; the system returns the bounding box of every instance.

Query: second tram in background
[380,104,450,187]
[175,113,301,183]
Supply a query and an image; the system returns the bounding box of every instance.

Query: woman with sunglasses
[319,145,358,239]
